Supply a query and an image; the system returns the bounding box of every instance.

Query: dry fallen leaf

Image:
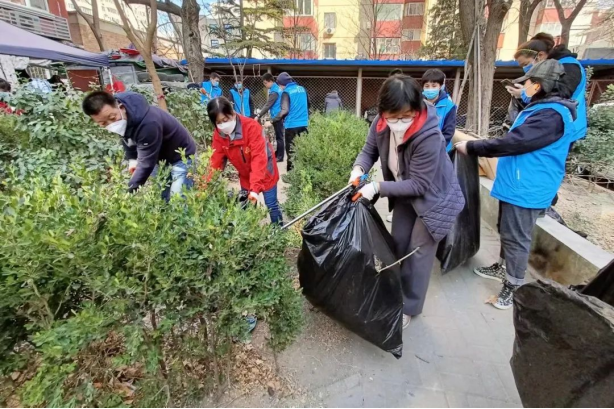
[484,295,498,304]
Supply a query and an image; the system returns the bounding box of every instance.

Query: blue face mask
[235,83,243,90]
[423,88,440,100]
[520,88,532,104]
[522,64,533,73]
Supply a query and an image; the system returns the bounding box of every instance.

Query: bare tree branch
[124,0,181,16]
[553,0,589,45]
[70,0,105,51]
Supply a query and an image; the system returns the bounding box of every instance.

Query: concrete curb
[479,177,614,285]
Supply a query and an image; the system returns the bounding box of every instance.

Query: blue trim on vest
[230,88,251,117]
[283,82,309,129]
[201,81,222,104]
[435,95,456,151]
[559,56,587,141]
[269,83,282,117]
[491,102,576,209]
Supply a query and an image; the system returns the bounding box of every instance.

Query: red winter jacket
[210,115,279,193]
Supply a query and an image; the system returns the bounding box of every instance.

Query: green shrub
[284,111,368,217]
[0,154,302,406]
[568,105,614,178]
[166,90,213,147]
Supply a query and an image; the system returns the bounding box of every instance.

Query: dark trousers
[391,201,439,316]
[285,126,308,172]
[273,121,285,161]
[498,201,545,286]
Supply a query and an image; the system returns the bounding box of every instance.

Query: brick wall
[68,11,132,52]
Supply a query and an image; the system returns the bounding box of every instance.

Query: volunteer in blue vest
[509,33,586,142]
[229,79,254,118]
[455,60,577,310]
[200,72,222,105]
[256,73,284,162]
[270,72,310,172]
[421,69,457,151]
[350,75,464,329]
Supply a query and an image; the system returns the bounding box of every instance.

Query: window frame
[404,2,424,16]
[324,43,336,59]
[376,3,403,21]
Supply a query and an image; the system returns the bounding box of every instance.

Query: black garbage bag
[436,150,481,274]
[511,260,614,407]
[298,195,404,358]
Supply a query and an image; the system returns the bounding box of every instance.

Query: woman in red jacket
[207,97,283,224]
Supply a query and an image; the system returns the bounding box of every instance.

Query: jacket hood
[376,103,441,144]
[528,95,578,121]
[435,89,450,104]
[326,91,339,98]
[115,92,151,128]
[549,45,578,60]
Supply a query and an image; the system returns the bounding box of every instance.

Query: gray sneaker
[493,280,519,310]
[474,262,506,283]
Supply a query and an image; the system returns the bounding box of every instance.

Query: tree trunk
[181,0,204,83]
[71,0,106,51]
[518,0,543,45]
[560,20,572,45]
[553,0,588,46]
[143,54,168,111]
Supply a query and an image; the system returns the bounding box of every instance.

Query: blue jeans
[152,159,193,201]
[242,185,283,225]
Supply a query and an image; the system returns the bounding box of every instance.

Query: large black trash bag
[436,150,481,274]
[511,261,614,408]
[298,195,404,358]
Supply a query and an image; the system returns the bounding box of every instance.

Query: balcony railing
[0,0,71,41]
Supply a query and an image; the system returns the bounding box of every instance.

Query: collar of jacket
[375,107,428,144]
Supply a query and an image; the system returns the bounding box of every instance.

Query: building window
[539,22,562,35]
[324,12,336,29]
[298,33,316,51]
[376,37,401,54]
[27,0,48,11]
[293,0,312,15]
[404,2,424,16]
[402,29,421,41]
[324,43,336,59]
[376,3,403,21]
[211,39,220,49]
[81,6,92,14]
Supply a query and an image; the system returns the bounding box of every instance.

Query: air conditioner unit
[325,27,335,35]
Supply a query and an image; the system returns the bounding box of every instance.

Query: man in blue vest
[229,79,254,118]
[256,73,284,162]
[271,72,309,171]
[200,72,222,104]
[421,69,457,152]
[455,60,576,310]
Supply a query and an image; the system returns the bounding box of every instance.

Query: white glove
[248,191,265,207]
[357,182,379,201]
[128,159,138,175]
[348,166,364,185]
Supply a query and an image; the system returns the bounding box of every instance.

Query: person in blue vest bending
[421,69,457,152]
[200,72,222,105]
[229,79,254,118]
[455,60,577,310]
[256,73,284,162]
[271,72,310,172]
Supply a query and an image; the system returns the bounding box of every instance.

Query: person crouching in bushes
[421,69,457,152]
[349,75,465,329]
[455,60,576,310]
[207,97,283,225]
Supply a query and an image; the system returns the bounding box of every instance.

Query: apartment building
[66,0,149,30]
[0,0,71,40]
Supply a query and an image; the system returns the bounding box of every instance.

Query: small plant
[166,90,213,148]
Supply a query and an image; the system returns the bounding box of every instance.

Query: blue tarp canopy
[0,20,109,67]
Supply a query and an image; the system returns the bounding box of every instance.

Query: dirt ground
[555,177,614,253]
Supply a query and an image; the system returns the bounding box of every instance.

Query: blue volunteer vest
[434,94,456,152]
[283,82,309,129]
[230,88,251,117]
[201,80,222,104]
[269,83,282,117]
[491,102,576,209]
[559,56,587,141]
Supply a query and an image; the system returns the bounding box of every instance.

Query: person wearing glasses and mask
[229,79,254,118]
[82,91,196,199]
[349,75,464,330]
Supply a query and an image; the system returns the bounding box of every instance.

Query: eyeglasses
[385,117,414,124]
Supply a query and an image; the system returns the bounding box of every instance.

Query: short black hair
[210,72,221,79]
[82,91,117,116]
[262,73,274,82]
[421,69,446,85]
[389,68,403,77]
[207,96,235,125]
[378,75,423,115]
[0,78,11,92]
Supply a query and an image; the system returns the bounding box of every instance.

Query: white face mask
[217,118,236,135]
[105,108,127,136]
[386,118,413,134]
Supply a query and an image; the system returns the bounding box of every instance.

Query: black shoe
[493,280,519,310]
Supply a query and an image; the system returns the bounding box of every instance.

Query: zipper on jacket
[517,169,521,180]
[240,147,247,163]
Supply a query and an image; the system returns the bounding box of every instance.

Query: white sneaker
[386,214,393,223]
[402,314,411,329]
